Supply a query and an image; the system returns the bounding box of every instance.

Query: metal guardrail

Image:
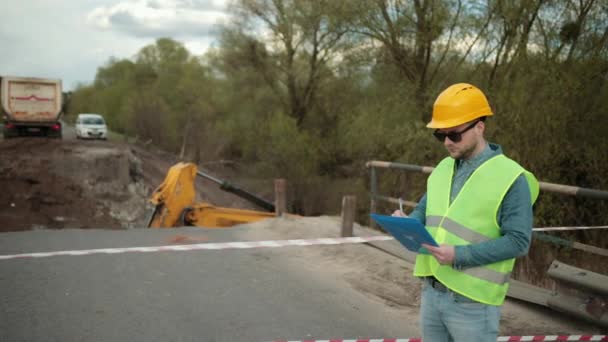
[547,260,608,327]
[366,160,608,251]
[366,160,608,201]
[366,160,608,327]
[366,160,608,235]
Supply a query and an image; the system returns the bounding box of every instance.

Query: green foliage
[254,111,321,178]
[66,58,137,134]
[488,57,608,227]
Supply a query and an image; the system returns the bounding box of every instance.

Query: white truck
[1,76,63,138]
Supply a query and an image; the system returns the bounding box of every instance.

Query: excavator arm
[147,162,275,228]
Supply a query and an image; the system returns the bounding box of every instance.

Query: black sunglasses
[433,120,480,143]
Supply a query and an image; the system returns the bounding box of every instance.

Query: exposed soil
[0,138,132,230]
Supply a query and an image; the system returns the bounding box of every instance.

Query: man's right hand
[391,209,407,217]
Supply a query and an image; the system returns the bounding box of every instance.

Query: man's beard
[450,141,477,160]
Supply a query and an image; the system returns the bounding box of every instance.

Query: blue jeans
[420,279,501,342]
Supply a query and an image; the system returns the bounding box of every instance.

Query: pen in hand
[392,198,407,217]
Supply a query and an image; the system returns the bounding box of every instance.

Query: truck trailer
[1,76,63,138]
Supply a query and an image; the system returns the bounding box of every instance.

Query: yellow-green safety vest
[413,154,539,305]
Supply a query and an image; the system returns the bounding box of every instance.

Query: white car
[75,113,107,140]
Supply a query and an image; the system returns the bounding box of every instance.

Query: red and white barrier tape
[271,336,607,342]
[498,337,607,342]
[0,235,393,261]
[272,339,420,342]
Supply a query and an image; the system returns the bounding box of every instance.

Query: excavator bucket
[148,162,197,228]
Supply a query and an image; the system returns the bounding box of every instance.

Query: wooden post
[274,178,287,217]
[370,167,377,228]
[341,195,356,237]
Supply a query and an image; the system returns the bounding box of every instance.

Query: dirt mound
[0,138,149,231]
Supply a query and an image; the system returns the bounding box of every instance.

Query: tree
[223,0,349,127]
[344,0,454,117]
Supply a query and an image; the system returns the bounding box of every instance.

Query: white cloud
[0,0,228,91]
[87,0,228,38]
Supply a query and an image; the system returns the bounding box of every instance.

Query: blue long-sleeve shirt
[409,143,533,268]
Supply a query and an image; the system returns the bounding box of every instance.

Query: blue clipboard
[371,214,438,254]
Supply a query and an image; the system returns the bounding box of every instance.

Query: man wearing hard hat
[393,83,539,341]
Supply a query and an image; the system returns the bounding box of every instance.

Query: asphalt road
[0,227,416,342]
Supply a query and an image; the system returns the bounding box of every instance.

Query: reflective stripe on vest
[413,154,539,306]
[463,267,511,285]
[426,216,492,244]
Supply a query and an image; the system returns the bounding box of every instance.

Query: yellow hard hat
[427,83,493,129]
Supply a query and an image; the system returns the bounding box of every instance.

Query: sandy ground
[0,135,604,335]
[238,216,604,335]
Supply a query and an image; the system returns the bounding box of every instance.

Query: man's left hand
[422,244,455,265]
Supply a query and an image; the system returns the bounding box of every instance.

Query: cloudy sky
[1,0,230,91]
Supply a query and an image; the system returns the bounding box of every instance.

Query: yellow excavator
[146,162,276,228]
